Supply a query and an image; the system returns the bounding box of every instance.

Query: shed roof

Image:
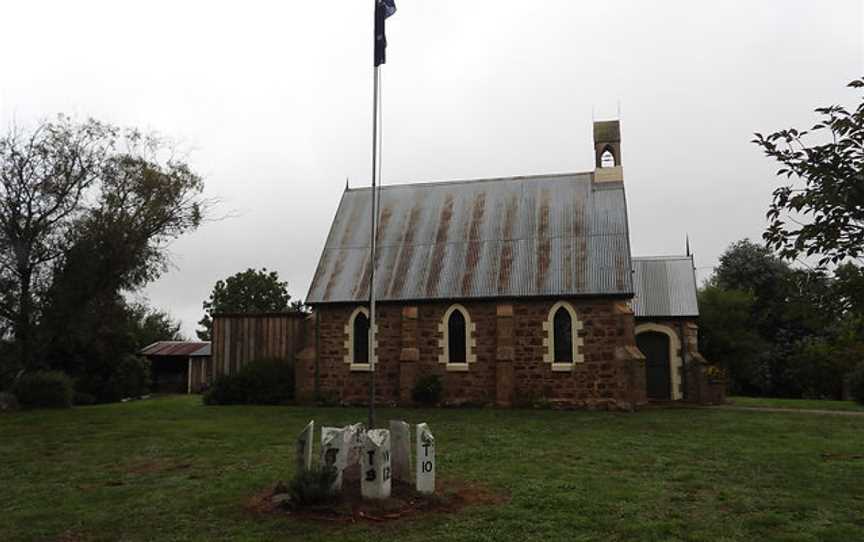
[632,256,699,318]
[306,173,633,303]
[140,341,211,357]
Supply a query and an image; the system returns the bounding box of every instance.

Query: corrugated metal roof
[306,173,633,303]
[632,256,699,317]
[140,342,211,357]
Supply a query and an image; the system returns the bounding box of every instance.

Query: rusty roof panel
[632,256,699,317]
[306,173,634,303]
[140,341,211,357]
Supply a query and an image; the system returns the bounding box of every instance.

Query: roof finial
[686,234,691,257]
[345,177,349,191]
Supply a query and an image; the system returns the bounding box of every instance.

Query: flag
[374,0,396,66]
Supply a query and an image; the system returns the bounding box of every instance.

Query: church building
[299,120,724,409]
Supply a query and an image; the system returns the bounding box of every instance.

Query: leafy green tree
[697,285,768,394]
[0,116,205,375]
[753,77,864,268]
[0,117,115,371]
[710,239,794,338]
[832,262,864,316]
[197,268,302,341]
[712,239,791,302]
[128,304,184,349]
[704,239,864,398]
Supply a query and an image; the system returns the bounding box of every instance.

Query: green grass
[729,395,864,412]
[1,396,863,542]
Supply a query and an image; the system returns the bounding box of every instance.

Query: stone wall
[307,297,648,410]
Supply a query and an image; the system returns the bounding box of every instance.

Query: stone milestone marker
[321,426,348,491]
[344,423,365,467]
[361,429,392,500]
[415,423,435,494]
[296,420,314,472]
[389,420,411,483]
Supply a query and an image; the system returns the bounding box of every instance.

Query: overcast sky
[1,1,862,337]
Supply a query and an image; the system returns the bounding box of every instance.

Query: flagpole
[368,6,380,431]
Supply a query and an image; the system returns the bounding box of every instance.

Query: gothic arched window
[553,307,573,363]
[438,304,475,369]
[447,310,467,363]
[353,311,370,364]
[344,307,373,370]
[543,301,584,370]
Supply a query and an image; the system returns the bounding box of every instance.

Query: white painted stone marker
[415,423,435,494]
[361,429,392,499]
[296,420,314,472]
[344,423,365,468]
[389,420,411,483]
[320,426,347,490]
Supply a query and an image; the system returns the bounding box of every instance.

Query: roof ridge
[345,171,593,192]
[633,255,692,261]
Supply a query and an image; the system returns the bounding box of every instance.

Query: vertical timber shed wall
[212,313,310,378]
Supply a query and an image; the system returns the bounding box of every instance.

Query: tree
[0,118,114,371]
[128,304,184,349]
[753,77,864,268]
[697,285,768,394]
[710,239,795,338]
[197,268,302,341]
[832,262,864,316]
[703,238,864,398]
[0,115,206,375]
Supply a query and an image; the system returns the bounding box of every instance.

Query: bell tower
[593,120,623,183]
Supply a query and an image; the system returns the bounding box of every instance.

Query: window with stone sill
[344,307,376,371]
[438,304,476,371]
[542,301,584,371]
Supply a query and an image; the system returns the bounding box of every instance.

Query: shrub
[286,465,338,507]
[849,364,864,405]
[13,371,73,409]
[103,355,151,402]
[73,391,97,406]
[74,355,152,403]
[412,374,443,406]
[786,338,861,400]
[203,359,294,405]
[0,392,19,412]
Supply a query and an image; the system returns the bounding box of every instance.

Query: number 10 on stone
[415,423,435,494]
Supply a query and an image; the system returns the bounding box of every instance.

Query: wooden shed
[211,312,311,379]
[140,341,212,394]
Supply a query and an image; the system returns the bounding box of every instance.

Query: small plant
[705,365,726,382]
[286,465,338,507]
[412,374,443,406]
[13,371,74,409]
[203,359,294,405]
[848,363,864,405]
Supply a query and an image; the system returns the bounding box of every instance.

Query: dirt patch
[125,460,192,475]
[821,452,864,462]
[245,475,509,524]
[55,530,85,542]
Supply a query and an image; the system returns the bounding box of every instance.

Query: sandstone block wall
[308,298,647,410]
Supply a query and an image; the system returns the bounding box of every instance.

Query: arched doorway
[637,331,671,400]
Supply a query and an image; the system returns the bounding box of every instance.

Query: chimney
[593,120,623,183]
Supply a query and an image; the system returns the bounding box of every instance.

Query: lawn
[2,396,863,542]
[728,395,864,412]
